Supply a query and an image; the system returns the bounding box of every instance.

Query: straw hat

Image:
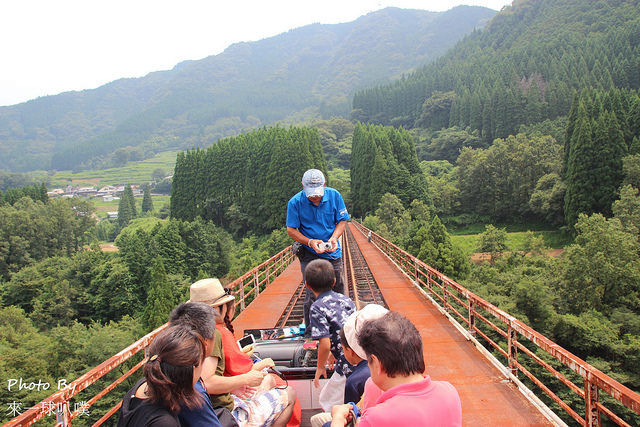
[344,304,389,360]
[189,278,235,307]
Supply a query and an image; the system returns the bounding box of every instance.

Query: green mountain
[0,6,495,172]
[352,0,640,140]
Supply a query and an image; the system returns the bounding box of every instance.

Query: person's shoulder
[288,190,305,204]
[324,187,343,198]
[147,412,180,427]
[332,291,355,306]
[310,297,325,313]
[323,290,344,302]
[432,380,461,398]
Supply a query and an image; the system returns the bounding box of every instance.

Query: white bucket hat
[344,303,389,360]
[189,278,235,307]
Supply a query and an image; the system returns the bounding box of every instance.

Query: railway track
[276,224,387,328]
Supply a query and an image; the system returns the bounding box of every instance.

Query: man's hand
[241,344,254,356]
[327,237,338,253]
[253,357,275,371]
[330,404,353,427]
[309,239,326,254]
[242,370,267,387]
[231,385,256,400]
[314,365,327,388]
[326,353,336,370]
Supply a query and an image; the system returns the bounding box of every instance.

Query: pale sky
[0,0,511,107]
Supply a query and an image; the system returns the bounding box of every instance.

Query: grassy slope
[50,151,178,188]
[451,230,572,255]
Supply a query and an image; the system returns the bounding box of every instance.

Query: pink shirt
[359,376,462,427]
[361,378,383,413]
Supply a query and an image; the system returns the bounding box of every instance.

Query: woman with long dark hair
[117,324,218,426]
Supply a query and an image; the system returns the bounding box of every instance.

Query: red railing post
[508,323,518,378]
[240,278,246,311]
[468,300,476,336]
[443,281,450,312]
[585,379,601,427]
[254,270,260,298]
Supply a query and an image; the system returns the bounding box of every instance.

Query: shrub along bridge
[7,222,640,426]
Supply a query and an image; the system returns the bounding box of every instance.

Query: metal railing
[7,246,294,427]
[350,220,640,427]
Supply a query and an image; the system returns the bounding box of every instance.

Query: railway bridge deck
[234,223,552,426]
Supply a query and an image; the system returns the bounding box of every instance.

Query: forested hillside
[0,6,494,173]
[352,0,640,139]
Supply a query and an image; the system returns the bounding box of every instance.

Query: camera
[319,241,332,251]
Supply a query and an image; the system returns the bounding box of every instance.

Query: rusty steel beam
[92,400,122,427]
[350,220,640,422]
[516,340,584,398]
[517,361,585,426]
[71,359,146,422]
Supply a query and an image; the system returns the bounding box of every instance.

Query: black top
[117,378,180,427]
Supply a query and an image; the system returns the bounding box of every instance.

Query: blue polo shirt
[286,187,350,260]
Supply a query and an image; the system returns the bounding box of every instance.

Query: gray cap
[302,169,325,198]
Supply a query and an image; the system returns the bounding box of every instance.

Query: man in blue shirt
[286,169,350,335]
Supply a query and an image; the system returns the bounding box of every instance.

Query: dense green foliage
[0,171,46,191]
[457,133,563,221]
[462,211,640,425]
[353,0,640,143]
[0,307,142,425]
[350,123,427,217]
[476,224,508,262]
[0,196,292,423]
[0,183,48,206]
[117,184,136,230]
[141,183,154,213]
[171,126,327,235]
[0,7,495,173]
[362,193,470,281]
[0,197,95,280]
[563,88,640,226]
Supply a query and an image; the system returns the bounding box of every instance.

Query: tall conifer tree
[564,100,596,226]
[142,183,154,213]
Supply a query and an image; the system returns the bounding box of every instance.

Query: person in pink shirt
[330,311,462,427]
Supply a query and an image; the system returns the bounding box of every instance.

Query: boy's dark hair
[144,324,205,412]
[169,302,218,340]
[357,311,425,378]
[339,328,350,350]
[305,259,335,293]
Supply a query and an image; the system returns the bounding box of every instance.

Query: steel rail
[351,220,640,427]
[345,227,384,307]
[342,226,362,309]
[276,281,306,328]
[342,226,386,309]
